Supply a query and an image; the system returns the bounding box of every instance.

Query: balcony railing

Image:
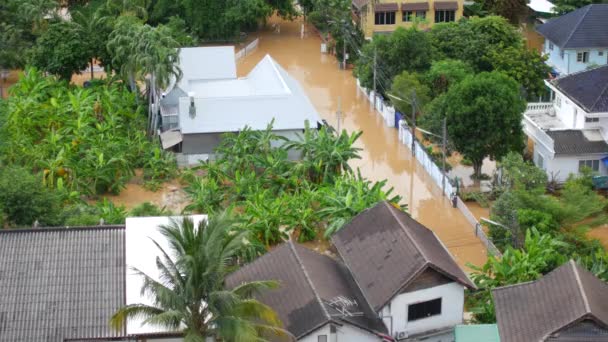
[523,114,555,156]
[526,102,553,114]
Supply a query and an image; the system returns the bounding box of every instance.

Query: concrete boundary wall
[235,38,260,61]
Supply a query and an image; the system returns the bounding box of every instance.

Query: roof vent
[188,92,196,118]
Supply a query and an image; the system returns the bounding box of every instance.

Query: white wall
[545,153,608,182]
[544,40,608,74]
[379,282,464,338]
[299,323,382,342]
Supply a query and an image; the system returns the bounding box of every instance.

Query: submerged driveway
[237,17,487,268]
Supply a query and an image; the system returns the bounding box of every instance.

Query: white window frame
[577,51,589,63]
[548,41,554,51]
[585,116,599,123]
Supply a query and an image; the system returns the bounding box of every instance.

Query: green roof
[455,324,500,342]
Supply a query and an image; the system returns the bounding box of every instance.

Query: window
[579,160,600,172]
[318,336,327,342]
[577,51,589,63]
[416,10,426,18]
[403,10,413,22]
[375,11,396,25]
[560,49,564,59]
[585,117,600,123]
[435,10,455,23]
[599,51,604,56]
[555,96,561,108]
[407,298,442,321]
[549,41,554,51]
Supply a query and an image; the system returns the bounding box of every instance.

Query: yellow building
[352,0,464,39]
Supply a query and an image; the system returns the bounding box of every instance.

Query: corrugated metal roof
[537,4,608,49]
[332,201,475,311]
[225,241,387,339]
[179,55,320,134]
[0,226,126,341]
[493,260,608,342]
[551,65,608,114]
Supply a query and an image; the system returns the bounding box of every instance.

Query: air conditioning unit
[395,331,408,340]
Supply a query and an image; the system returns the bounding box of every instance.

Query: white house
[332,201,475,342]
[158,47,321,165]
[537,4,608,75]
[524,65,608,182]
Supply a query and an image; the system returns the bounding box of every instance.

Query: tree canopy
[438,71,526,176]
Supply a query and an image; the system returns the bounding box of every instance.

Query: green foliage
[96,198,127,224]
[425,59,473,97]
[110,214,286,340]
[0,166,62,227]
[355,27,434,94]
[390,71,431,114]
[552,0,605,14]
[29,20,91,80]
[0,68,170,197]
[129,202,172,217]
[487,46,552,97]
[476,0,529,23]
[143,147,177,191]
[181,123,405,247]
[439,72,526,176]
[499,152,548,191]
[467,229,569,323]
[429,16,522,72]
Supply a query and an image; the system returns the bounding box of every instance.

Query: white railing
[235,38,260,61]
[526,102,553,113]
[356,79,395,127]
[523,114,555,155]
[457,197,502,257]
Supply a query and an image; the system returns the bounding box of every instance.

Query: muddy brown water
[237,17,487,268]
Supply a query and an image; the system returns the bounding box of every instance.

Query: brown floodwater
[237,17,487,268]
[587,225,608,250]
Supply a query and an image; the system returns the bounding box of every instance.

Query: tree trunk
[90,58,94,80]
[473,160,483,179]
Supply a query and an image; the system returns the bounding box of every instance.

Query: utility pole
[442,117,447,196]
[372,47,377,105]
[410,90,417,156]
[336,96,342,132]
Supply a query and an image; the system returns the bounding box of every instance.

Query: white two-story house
[537,4,608,76]
[524,65,608,182]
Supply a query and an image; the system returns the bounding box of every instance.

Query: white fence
[235,38,260,61]
[398,121,454,197]
[357,79,395,127]
[356,78,502,257]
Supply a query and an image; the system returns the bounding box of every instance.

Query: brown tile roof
[331,201,475,311]
[375,2,399,11]
[225,241,387,339]
[434,1,459,10]
[493,260,608,342]
[402,2,430,11]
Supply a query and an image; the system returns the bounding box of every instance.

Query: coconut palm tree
[110,214,288,341]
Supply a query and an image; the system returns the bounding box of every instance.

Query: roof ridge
[570,260,592,314]
[0,225,125,234]
[493,279,537,292]
[590,74,608,112]
[287,240,332,320]
[563,5,592,48]
[384,201,430,261]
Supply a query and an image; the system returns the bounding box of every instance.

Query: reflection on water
[238,17,487,268]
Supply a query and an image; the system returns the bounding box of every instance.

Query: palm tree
[110,214,288,341]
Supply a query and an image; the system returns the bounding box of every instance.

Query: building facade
[352,0,464,39]
[524,65,608,182]
[537,4,608,75]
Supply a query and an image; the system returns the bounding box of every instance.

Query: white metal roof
[125,215,207,335]
[528,0,555,13]
[179,55,320,134]
[175,46,237,91]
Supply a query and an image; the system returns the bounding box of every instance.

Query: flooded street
[238,18,487,268]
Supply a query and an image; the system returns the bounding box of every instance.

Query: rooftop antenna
[324,296,364,318]
[188,92,196,118]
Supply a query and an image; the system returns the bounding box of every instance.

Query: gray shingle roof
[551,65,608,114]
[537,4,608,49]
[493,260,608,342]
[0,226,126,342]
[331,201,475,311]
[225,241,387,339]
[546,130,608,155]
